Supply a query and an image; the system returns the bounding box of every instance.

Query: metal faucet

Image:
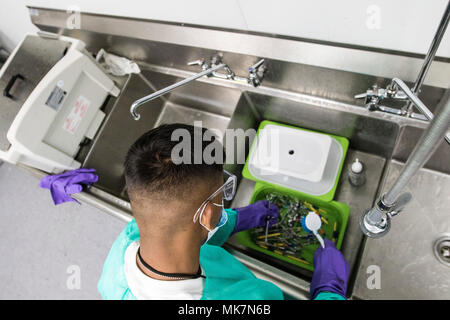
[130,54,267,120]
[248,59,267,87]
[354,83,407,113]
[355,78,450,145]
[355,1,450,142]
[130,60,227,120]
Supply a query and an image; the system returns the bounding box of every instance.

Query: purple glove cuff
[232,200,279,234]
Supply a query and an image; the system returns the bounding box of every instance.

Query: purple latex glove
[40,168,98,205]
[232,200,279,234]
[310,238,349,299]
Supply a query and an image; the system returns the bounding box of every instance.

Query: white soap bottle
[348,158,365,186]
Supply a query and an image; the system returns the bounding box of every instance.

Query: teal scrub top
[97,208,344,300]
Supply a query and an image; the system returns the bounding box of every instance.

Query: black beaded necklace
[137,247,205,280]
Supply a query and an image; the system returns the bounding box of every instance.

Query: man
[97,123,349,300]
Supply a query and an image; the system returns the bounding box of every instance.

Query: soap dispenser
[348,158,365,186]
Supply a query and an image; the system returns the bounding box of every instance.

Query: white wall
[0,0,449,57]
[0,0,38,52]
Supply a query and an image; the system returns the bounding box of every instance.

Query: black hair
[124,123,224,201]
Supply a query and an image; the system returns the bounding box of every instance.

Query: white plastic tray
[248,124,343,196]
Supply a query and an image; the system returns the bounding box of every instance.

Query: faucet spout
[130,55,267,120]
[130,63,226,120]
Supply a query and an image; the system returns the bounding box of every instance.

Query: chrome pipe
[404,1,450,114]
[384,89,450,205]
[361,89,450,237]
[130,63,226,120]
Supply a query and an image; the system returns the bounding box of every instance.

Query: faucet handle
[249,59,265,73]
[187,58,204,66]
[354,92,368,99]
[187,58,207,68]
[248,59,267,87]
[354,85,383,99]
[354,85,388,111]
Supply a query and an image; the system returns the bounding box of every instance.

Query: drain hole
[434,236,450,267]
[288,150,294,155]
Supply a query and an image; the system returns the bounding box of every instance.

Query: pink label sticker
[63,96,91,134]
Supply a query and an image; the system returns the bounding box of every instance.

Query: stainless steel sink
[224,89,396,298]
[53,58,449,299]
[4,58,439,306]
[16,56,446,300]
[71,64,410,298]
[13,7,450,299]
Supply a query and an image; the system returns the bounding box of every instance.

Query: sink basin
[79,69,242,199]
[225,90,399,296]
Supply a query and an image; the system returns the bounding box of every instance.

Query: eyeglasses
[192,170,237,224]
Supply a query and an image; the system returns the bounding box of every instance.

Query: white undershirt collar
[124,241,204,300]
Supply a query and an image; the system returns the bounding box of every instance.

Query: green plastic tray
[236,182,350,271]
[242,120,349,202]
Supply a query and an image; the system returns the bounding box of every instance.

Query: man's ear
[200,203,215,231]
